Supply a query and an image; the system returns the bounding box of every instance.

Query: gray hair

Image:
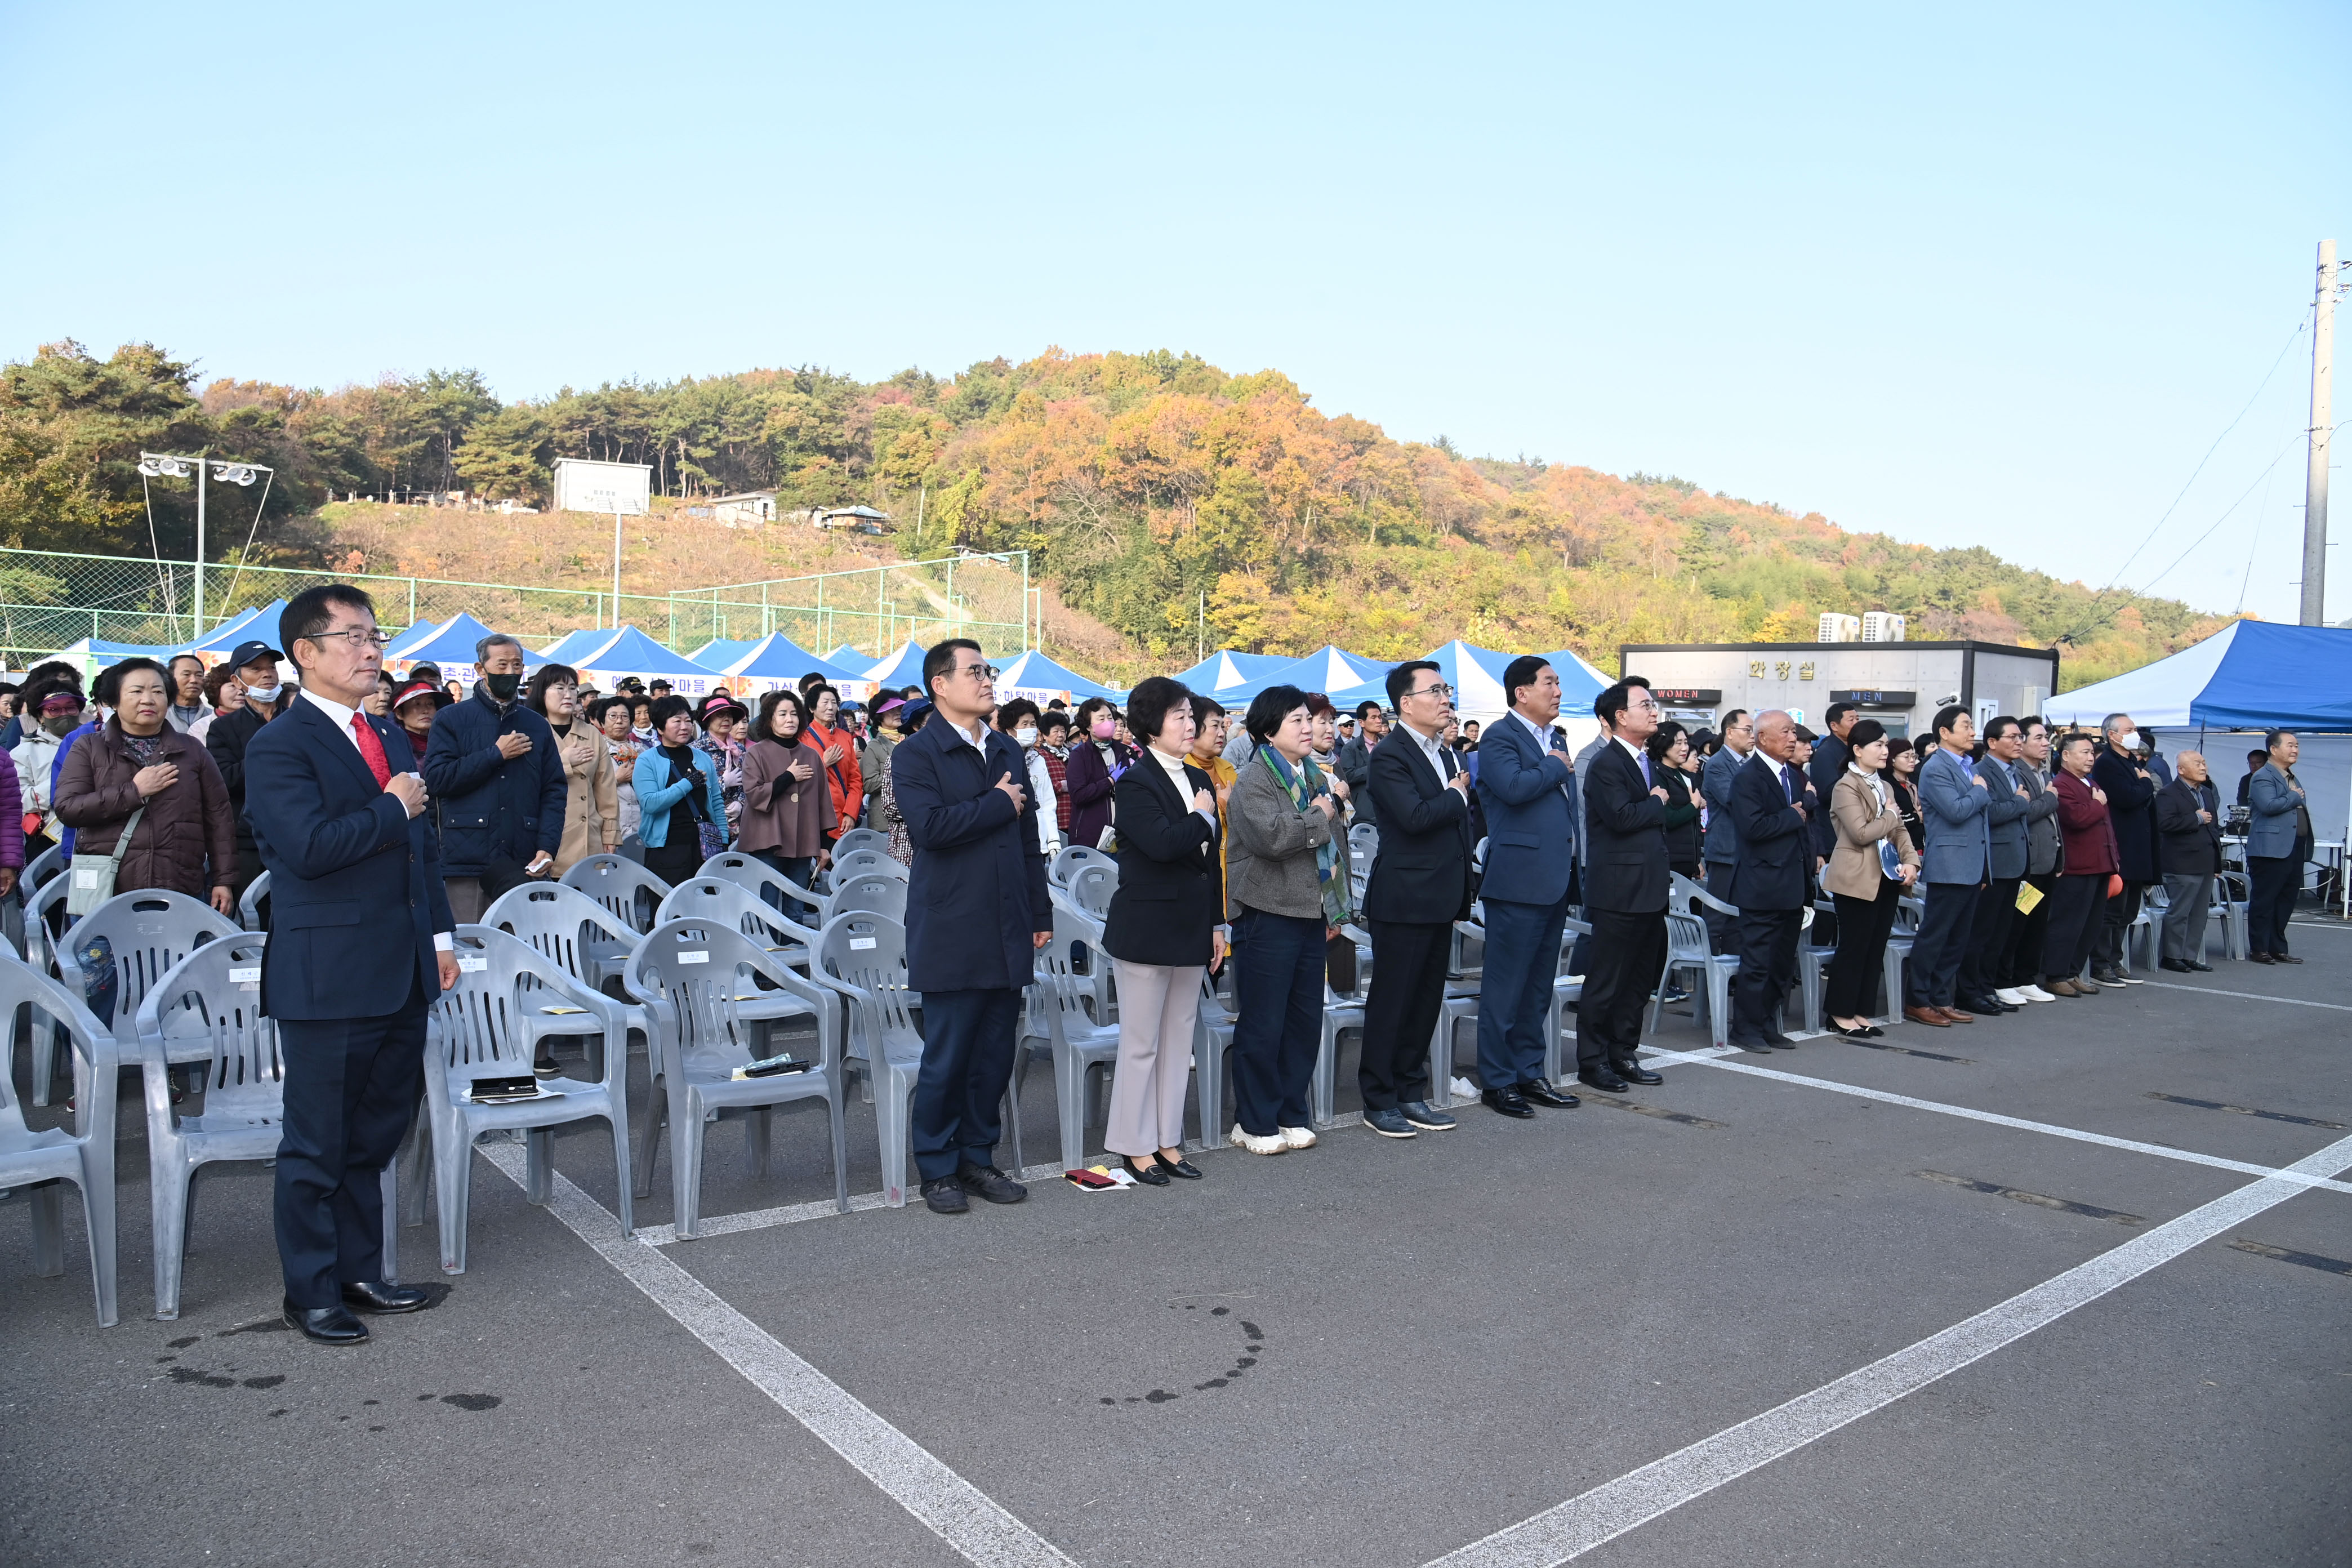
[476,634,524,666]
[2100,712,2132,736]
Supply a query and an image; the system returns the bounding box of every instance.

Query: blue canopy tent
[1220,645,1387,702]
[382,617,440,661]
[823,644,871,671]
[176,601,283,656]
[715,633,874,695]
[861,640,931,692]
[561,626,721,698]
[690,636,753,670]
[994,649,1126,705]
[1329,640,1513,720]
[385,611,549,687]
[54,636,175,676]
[1174,650,1294,698]
[536,627,613,666]
[1539,648,1612,707]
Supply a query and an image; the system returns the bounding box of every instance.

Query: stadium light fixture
[139,451,275,636]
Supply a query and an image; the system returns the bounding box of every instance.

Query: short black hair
[755,688,809,741]
[1385,660,1441,710]
[1825,701,1857,728]
[1846,718,1888,751]
[1932,703,1970,740]
[1594,680,1644,730]
[1074,695,1117,729]
[1501,654,1551,710]
[1721,707,1749,732]
[2059,732,2096,760]
[168,652,204,676]
[2246,747,2270,765]
[804,684,840,711]
[797,671,828,694]
[1983,715,2020,743]
[524,663,578,716]
[281,583,376,662]
[1645,720,1686,762]
[1188,692,1226,728]
[995,697,1041,732]
[25,660,81,689]
[1040,710,1071,736]
[94,656,170,708]
[1126,676,1192,743]
[2021,715,2048,736]
[1245,684,1310,746]
[2265,729,2295,754]
[648,693,695,732]
[1355,697,1385,722]
[586,694,631,727]
[924,637,983,700]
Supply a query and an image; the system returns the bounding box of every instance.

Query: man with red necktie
[245,585,459,1344]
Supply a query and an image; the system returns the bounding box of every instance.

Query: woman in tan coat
[527,664,619,874]
[1822,719,1918,1039]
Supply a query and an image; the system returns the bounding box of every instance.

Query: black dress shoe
[1832,1022,1875,1040]
[1154,1151,1204,1180]
[954,1163,1028,1204]
[2159,958,2193,973]
[2248,952,2275,964]
[2273,953,2304,965]
[1612,1060,1664,1085]
[1576,1067,1630,1094]
[283,1300,369,1344]
[920,1176,969,1214]
[341,1279,435,1314]
[1121,1156,1171,1186]
[1481,1088,1536,1119]
[1953,996,2005,1017]
[1516,1079,1580,1109]
[2185,960,2213,972]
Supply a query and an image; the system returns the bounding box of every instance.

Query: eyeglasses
[955,663,999,681]
[302,626,394,648]
[1406,684,1454,702]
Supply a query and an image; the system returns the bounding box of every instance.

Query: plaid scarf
[1257,744,1352,926]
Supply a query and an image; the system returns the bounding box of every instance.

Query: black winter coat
[1102,756,1222,968]
[421,687,567,876]
[2090,746,2162,884]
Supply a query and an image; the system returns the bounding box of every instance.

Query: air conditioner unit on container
[1818,613,1861,643]
[1861,612,1906,643]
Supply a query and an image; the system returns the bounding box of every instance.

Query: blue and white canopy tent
[2045,620,2352,870]
[1214,645,1387,703]
[382,611,546,687]
[689,636,753,670]
[537,627,613,666]
[823,644,871,671]
[994,649,1126,706]
[560,626,721,699]
[382,617,441,662]
[1329,640,1512,723]
[175,601,282,657]
[1174,650,1295,700]
[860,640,932,693]
[714,634,875,699]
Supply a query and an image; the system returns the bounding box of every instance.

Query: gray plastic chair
[697,850,827,936]
[0,956,118,1325]
[623,919,847,1237]
[420,928,633,1271]
[1428,919,1481,1102]
[24,862,73,974]
[1191,972,1236,1144]
[482,881,651,1073]
[1048,844,1112,888]
[131,932,283,1319]
[560,853,672,937]
[1317,927,1377,1128]
[830,847,908,883]
[829,874,908,924]
[1655,875,1739,1046]
[235,870,271,932]
[50,890,238,1109]
[656,876,819,991]
[1042,899,1117,1024]
[1066,862,1118,918]
[831,827,889,859]
[2212,870,2249,961]
[1026,909,1123,1168]
[5,845,63,960]
[1545,916,1589,1084]
[807,911,1007,1208]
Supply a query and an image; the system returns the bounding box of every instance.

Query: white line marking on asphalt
[479,1144,1076,1568]
[1423,1130,2352,1568]
[2132,980,2352,1012]
[1639,1046,2352,1196]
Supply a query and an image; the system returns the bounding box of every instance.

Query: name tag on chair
[229,966,261,987]
[850,937,877,950]
[458,955,488,973]
[678,951,710,964]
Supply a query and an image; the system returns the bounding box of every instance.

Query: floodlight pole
[194,459,208,635]
[140,451,271,638]
[612,509,623,629]
[2302,238,2340,626]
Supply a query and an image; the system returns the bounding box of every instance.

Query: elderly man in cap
[421,633,567,921]
[205,637,297,908]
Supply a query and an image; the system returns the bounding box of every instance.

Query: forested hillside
[1,339,2229,687]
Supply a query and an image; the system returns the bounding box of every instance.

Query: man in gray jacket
[1698,707,1754,951]
[2001,717,2064,1000]
[1960,716,2053,1011]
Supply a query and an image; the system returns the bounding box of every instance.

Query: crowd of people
[0,589,2331,1334]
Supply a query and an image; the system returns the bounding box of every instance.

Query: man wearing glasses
[1469,656,1588,1118]
[1356,660,1475,1138]
[1574,681,1673,1093]
[244,585,459,1343]
[891,638,1054,1214]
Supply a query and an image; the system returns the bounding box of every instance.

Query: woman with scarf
[738,688,834,889]
[634,694,725,886]
[388,678,449,767]
[590,696,643,844]
[693,692,750,840]
[878,701,930,866]
[1064,694,1128,852]
[805,684,862,847]
[1223,684,1350,1156]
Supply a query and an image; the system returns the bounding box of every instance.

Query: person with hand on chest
[1575,681,1675,1092]
[421,634,566,921]
[242,585,459,1344]
[1723,710,1818,1052]
[892,639,1053,1215]
[2153,749,2221,973]
[1902,705,1993,1027]
[205,638,295,912]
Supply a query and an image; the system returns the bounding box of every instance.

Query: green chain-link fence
[0,547,1033,670]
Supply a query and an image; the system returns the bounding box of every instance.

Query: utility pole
[2302,238,2339,626]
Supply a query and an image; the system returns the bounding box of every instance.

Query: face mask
[41,712,82,737]
[1091,719,1115,740]
[2114,729,2140,752]
[1015,727,1039,747]
[482,671,523,702]
[243,684,282,706]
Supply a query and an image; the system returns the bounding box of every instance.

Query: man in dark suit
[1723,711,1815,1051]
[1335,700,1386,828]
[245,586,458,1344]
[1698,707,1754,952]
[893,639,1054,1215]
[1358,661,1475,1137]
[1469,655,1584,1118]
[2088,711,2160,983]
[1574,681,1672,1092]
[2153,749,2221,973]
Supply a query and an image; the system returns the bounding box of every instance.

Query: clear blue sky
[3,2,2344,622]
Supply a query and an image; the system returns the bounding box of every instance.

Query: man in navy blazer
[1902,705,1992,1027]
[1469,655,1587,1117]
[245,586,458,1344]
[1723,711,1816,1050]
[1574,681,1673,1092]
[893,639,1053,1215]
[1698,709,1754,951]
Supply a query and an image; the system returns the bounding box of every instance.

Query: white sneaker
[1278,1124,1317,1150]
[1994,987,2030,1005]
[2018,984,2056,1002]
[1228,1124,1287,1155]
[1450,1076,1479,1101]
